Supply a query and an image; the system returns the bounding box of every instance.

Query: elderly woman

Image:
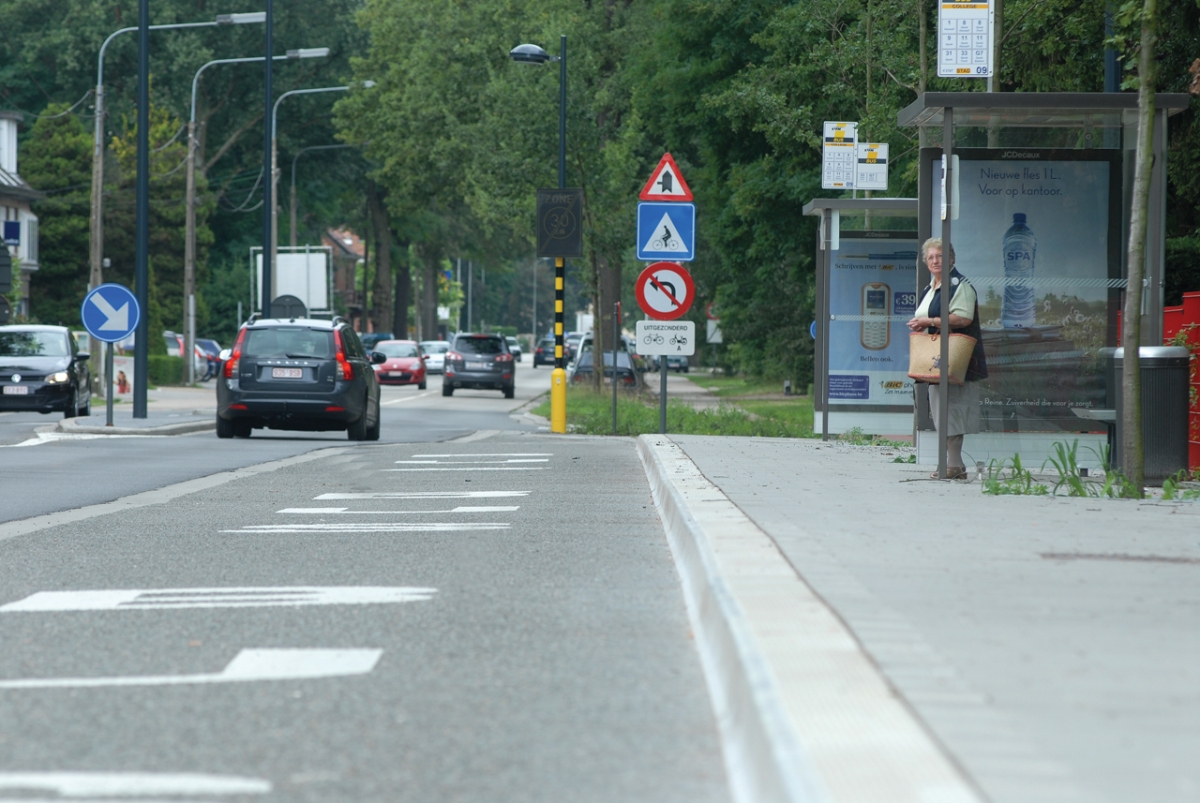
[907,238,988,479]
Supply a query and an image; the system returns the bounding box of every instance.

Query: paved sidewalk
[643,434,1199,803]
[59,386,216,435]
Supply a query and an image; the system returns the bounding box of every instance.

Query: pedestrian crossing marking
[277,506,520,514]
[394,459,548,464]
[223,523,511,533]
[1,587,436,612]
[315,491,528,499]
[412,453,551,457]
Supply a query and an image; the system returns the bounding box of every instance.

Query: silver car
[419,340,451,374]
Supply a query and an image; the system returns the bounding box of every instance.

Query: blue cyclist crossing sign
[636,202,695,262]
[81,283,140,343]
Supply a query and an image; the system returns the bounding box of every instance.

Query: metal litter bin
[1112,346,1191,485]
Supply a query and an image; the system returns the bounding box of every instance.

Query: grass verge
[532,388,815,437]
[685,374,790,398]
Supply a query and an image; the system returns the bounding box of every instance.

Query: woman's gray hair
[921,237,955,263]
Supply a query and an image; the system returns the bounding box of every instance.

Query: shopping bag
[907,332,976,385]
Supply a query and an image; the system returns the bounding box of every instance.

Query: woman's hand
[907,316,934,331]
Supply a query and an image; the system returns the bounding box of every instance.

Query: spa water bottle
[1001,213,1036,328]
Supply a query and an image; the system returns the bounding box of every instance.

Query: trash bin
[1112,346,1191,485]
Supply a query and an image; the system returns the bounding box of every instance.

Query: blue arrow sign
[81,283,140,343]
[636,202,695,262]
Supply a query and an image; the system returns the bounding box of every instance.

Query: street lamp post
[269,84,369,309]
[509,35,567,433]
[88,11,265,393]
[184,48,328,383]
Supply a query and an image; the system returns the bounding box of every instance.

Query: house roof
[0,164,44,203]
[323,228,364,259]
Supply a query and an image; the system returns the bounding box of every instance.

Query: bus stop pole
[821,208,832,441]
[938,107,953,480]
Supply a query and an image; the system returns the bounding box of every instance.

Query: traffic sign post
[822,122,858,190]
[635,319,696,434]
[638,153,694,202]
[937,0,994,78]
[855,143,889,191]
[81,283,141,427]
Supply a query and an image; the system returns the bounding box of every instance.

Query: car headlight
[45,371,70,384]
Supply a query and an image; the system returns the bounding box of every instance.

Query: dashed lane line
[1,587,436,612]
[314,491,527,500]
[222,522,511,533]
[277,506,520,514]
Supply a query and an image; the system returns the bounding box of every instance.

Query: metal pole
[548,34,568,435]
[612,301,619,434]
[133,0,149,419]
[184,118,197,385]
[659,354,668,434]
[105,341,114,427]
[89,80,106,394]
[938,107,954,479]
[261,0,273,313]
[821,208,831,441]
[558,34,566,189]
[271,130,279,299]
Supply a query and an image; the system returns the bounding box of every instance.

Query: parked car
[360,332,393,351]
[532,337,556,367]
[0,325,91,418]
[665,354,690,373]
[569,349,638,389]
[565,331,584,362]
[163,330,209,381]
[442,333,515,398]
[372,339,427,389]
[216,316,384,440]
[420,340,451,374]
[196,338,222,380]
[506,336,523,362]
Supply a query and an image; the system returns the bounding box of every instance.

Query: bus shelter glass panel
[925,148,1122,433]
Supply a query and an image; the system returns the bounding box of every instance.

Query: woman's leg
[947,434,965,469]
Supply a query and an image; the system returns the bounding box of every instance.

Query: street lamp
[182,48,329,384]
[87,11,265,396]
[509,36,567,433]
[268,82,372,310]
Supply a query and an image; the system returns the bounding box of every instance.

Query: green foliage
[1162,471,1200,501]
[982,454,1050,495]
[146,354,184,386]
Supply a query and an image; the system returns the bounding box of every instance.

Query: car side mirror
[75,352,91,362]
[218,349,232,361]
[371,351,387,364]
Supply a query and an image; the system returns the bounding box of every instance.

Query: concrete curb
[57,416,215,436]
[636,434,983,803]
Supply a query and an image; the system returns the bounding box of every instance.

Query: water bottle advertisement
[925,149,1122,432]
[828,233,919,406]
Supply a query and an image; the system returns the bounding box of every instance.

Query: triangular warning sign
[639,153,693,201]
[642,213,689,253]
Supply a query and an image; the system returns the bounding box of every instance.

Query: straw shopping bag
[907,332,976,385]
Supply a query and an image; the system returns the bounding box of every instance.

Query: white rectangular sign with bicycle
[635,320,696,356]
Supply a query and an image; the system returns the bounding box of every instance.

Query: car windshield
[378,342,419,358]
[0,331,70,357]
[576,352,633,369]
[454,336,505,355]
[242,328,334,358]
[420,342,449,354]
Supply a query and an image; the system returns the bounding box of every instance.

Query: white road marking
[277,506,520,514]
[0,772,270,797]
[394,459,548,464]
[380,393,431,406]
[315,491,527,500]
[223,523,510,533]
[385,467,544,472]
[1,587,435,612]
[412,453,552,457]
[0,648,382,690]
[0,432,166,448]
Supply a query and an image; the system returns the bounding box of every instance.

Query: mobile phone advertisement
[829,234,919,406]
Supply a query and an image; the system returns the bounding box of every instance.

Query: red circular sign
[636,262,694,320]
[705,302,719,321]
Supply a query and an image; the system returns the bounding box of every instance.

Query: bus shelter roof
[802,198,917,217]
[898,92,1192,129]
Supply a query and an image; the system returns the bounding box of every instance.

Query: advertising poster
[829,232,918,406]
[928,149,1121,431]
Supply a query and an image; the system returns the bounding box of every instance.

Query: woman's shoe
[931,467,968,479]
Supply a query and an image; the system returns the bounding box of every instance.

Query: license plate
[388,371,404,377]
[465,361,489,370]
[3,385,29,395]
[271,368,303,379]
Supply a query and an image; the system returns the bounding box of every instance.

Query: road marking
[0,447,349,543]
[0,431,167,448]
[223,522,510,533]
[315,491,527,500]
[412,453,552,457]
[385,467,545,472]
[380,393,431,406]
[0,772,270,797]
[278,506,520,514]
[1,587,435,612]
[0,648,381,690]
[394,459,548,464]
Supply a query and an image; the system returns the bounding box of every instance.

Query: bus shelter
[803,197,918,439]
[899,92,1191,471]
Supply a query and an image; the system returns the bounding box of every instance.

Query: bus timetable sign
[536,188,584,258]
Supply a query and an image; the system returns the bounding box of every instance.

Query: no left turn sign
[636,262,694,320]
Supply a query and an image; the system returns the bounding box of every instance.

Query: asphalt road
[0,365,554,524]
[0,423,729,801]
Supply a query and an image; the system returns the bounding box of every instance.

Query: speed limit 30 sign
[635,262,694,320]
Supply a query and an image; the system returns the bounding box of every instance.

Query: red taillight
[230,403,248,410]
[535,347,543,355]
[446,351,463,362]
[333,330,354,381]
[325,405,346,412]
[495,353,514,363]
[224,327,247,378]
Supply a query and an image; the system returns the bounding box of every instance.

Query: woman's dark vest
[925,269,988,381]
